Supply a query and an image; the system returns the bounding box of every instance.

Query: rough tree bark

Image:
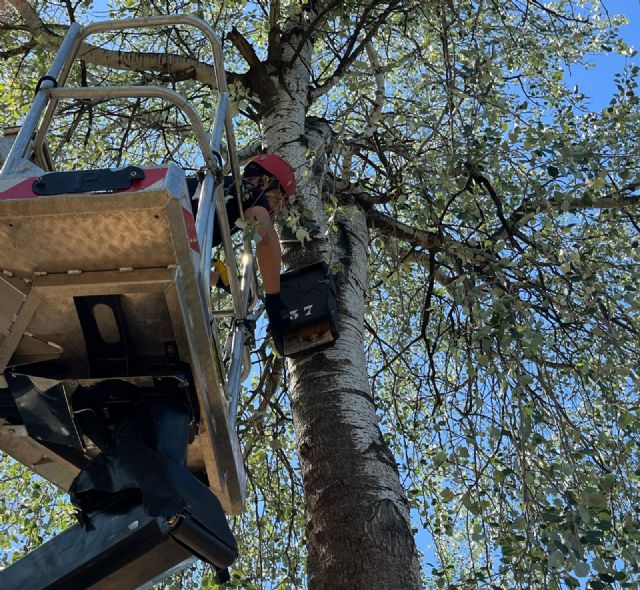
[289,203,422,589]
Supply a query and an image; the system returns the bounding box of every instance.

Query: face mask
[241,179,266,204]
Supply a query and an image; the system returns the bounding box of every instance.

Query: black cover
[74,295,135,377]
[69,439,237,566]
[32,166,145,195]
[0,502,194,590]
[8,373,84,451]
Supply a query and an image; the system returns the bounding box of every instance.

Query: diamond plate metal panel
[0,207,174,275]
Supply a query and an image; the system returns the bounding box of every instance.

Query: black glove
[265,293,290,335]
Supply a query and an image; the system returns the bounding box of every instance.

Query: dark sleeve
[186,176,200,197]
[186,177,199,216]
[211,177,276,247]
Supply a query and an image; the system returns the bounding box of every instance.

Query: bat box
[274,262,339,356]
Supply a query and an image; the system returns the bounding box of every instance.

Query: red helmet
[248,153,296,196]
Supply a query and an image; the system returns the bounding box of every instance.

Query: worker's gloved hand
[265,293,290,335]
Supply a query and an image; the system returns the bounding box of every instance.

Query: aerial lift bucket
[0,15,258,587]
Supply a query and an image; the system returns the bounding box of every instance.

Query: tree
[1,0,640,588]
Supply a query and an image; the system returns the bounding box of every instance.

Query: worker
[189,153,296,335]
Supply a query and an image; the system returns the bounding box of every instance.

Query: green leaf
[573,561,590,578]
[440,488,456,503]
[548,549,565,568]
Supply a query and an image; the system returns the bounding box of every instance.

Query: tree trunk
[255,20,422,589]
[288,203,422,589]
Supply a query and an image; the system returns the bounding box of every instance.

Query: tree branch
[0,38,35,58]
[267,0,281,63]
[7,1,220,85]
[360,41,385,139]
[285,0,343,68]
[6,0,47,34]
[366,208,441,250]
[310,0,404,101]
[78,45,218,84]
[228,26,261,67]
[468,168,529,252]
[488,183,640,243]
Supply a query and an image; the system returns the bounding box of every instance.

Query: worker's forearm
[256,229,281,294]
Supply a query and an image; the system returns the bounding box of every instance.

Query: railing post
[0,23,82,175]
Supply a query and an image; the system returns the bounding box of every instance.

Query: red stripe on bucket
[0,177,38,200]
[182,207,200,253]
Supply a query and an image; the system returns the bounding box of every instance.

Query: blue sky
[566,0,640,109]
[87,0,639,111]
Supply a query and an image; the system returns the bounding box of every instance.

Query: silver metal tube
[201,185,217,297]
[81,15,227,90]
[225,117,243,215]
[240,253,253,312]
[200,91,244,320]
[221,109,256,322]
[48,86,219,171]
[245,243,260,311]
[30,21,90,165]
[239,255,255,383]
[196,173,216,254]
[250,267,259,310]
[196,91,227,300]
[0,23,82,176]
[197,171,255,324]
[219,86,243,282]
[210,94,228,152]
[213,182,244,320]
[195,93,226,305]
[226,328,246,418]
[32,16,228,173]
[226,253,255,422]
[227,327,253,429]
